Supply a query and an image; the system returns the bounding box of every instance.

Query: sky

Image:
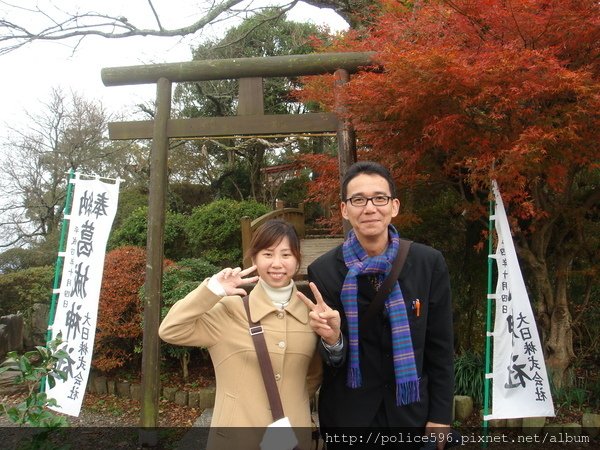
[0,0,349,140]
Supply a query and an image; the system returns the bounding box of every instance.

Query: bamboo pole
[41,169,75,393]
[483,191,496,445]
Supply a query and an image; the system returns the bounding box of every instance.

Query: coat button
[275,373,281,381]
[277,312,284,319]
[278,341,286,349]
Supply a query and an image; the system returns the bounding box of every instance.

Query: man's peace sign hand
[297,282,341,346]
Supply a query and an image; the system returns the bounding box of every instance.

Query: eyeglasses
[344,195,393,207]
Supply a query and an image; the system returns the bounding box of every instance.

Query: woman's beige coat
[158,280,322,449]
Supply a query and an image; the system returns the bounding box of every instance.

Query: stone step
[298,237,344,278]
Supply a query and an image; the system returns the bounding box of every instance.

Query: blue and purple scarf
[341,225,420,406]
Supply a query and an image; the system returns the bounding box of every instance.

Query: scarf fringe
[347,367,362,388]
[396,379,421,406]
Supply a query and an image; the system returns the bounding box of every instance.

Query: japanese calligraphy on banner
[485,181,554,420]
[47,174,120,417]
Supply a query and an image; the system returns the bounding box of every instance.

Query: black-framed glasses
[344,195,393,207]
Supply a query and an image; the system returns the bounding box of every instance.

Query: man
[299,161,454,449]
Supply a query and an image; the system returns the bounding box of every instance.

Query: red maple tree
[94,246,173,372]
[300,0,599,385]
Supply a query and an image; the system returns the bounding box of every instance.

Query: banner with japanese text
[485,180,554,420]
[47,174,120,417]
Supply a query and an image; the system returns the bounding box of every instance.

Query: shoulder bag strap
[361,239,413,326]
[242,295,285,421]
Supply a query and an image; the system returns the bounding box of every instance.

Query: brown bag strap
[361,239,412,326]
[242,295,285,421]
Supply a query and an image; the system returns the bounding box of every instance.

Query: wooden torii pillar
[101,51,375,446]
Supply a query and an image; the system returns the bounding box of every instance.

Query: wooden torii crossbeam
[103,52,375,140]
[101,51,376,445]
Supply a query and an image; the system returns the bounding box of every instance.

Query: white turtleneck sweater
[257,278,293,308]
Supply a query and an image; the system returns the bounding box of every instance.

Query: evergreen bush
[185,199,269,266]
[160,258,220,380]
[0,266,54,317]
[108,206,190,260]
[454,350,484,406]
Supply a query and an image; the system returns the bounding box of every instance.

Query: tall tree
[300,0,600,385]
[0,88,133,249]
[170,8,332,202]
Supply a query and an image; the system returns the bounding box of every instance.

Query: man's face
[340,173,400,242]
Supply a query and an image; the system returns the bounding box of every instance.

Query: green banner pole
[482,190,495,445]
[41,169,75,392]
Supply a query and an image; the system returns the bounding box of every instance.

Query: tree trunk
[518,243,575,388]
[245,144,265,202]
[180,351,191,382]
[545,258,575,388]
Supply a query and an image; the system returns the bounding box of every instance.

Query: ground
[0,362,210,449]
[1,393,598,449]
[1,361,598,449]
[0,389,202,448]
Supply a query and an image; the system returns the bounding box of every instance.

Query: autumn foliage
[300,0,599,383]
[93,246,173,372]
[302,0,599,209]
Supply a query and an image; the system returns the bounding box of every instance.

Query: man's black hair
[341,161,397,200]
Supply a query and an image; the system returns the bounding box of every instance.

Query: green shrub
[454,350,485,406]
[0,334,69,428]
[111,187,148,232]
[161,258,220,311]
[550,370,593,411]
[161,258,220,380]
[108,206,190,260]
[185,199,269,266]
[0,244,56,273]
[588,378,600,409]
[0,266,54,317]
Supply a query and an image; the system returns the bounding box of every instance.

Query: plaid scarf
[341,225,420,406]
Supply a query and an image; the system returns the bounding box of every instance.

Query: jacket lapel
[286,285,309,324]
[398,243,413,282]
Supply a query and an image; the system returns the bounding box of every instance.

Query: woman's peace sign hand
[215,265,259,297]
[297,282,341,345]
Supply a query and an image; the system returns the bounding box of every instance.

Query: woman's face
[252,236,298,288]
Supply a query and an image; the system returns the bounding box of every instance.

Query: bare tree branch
[146,0,165,31]
[0,0,355,55]
[0,0,250,55]
[0,87,137,248]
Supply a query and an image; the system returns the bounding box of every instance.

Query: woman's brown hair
[246,219,302,266]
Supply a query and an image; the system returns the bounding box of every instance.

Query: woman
[159,219,321,449]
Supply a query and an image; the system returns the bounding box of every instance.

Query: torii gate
[101,51,375,445]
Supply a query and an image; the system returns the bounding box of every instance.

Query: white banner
[485,180,554,420]
[47,174,120,417]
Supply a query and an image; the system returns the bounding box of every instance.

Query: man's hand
[424,422,451,450]
[298,282,341,345]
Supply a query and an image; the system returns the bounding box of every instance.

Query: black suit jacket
[308,241,454,428]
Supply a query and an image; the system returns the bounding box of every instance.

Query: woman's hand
[298,282,341,345]
[215,265,259,297]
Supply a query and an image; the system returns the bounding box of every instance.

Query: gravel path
[1,378,202,449]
